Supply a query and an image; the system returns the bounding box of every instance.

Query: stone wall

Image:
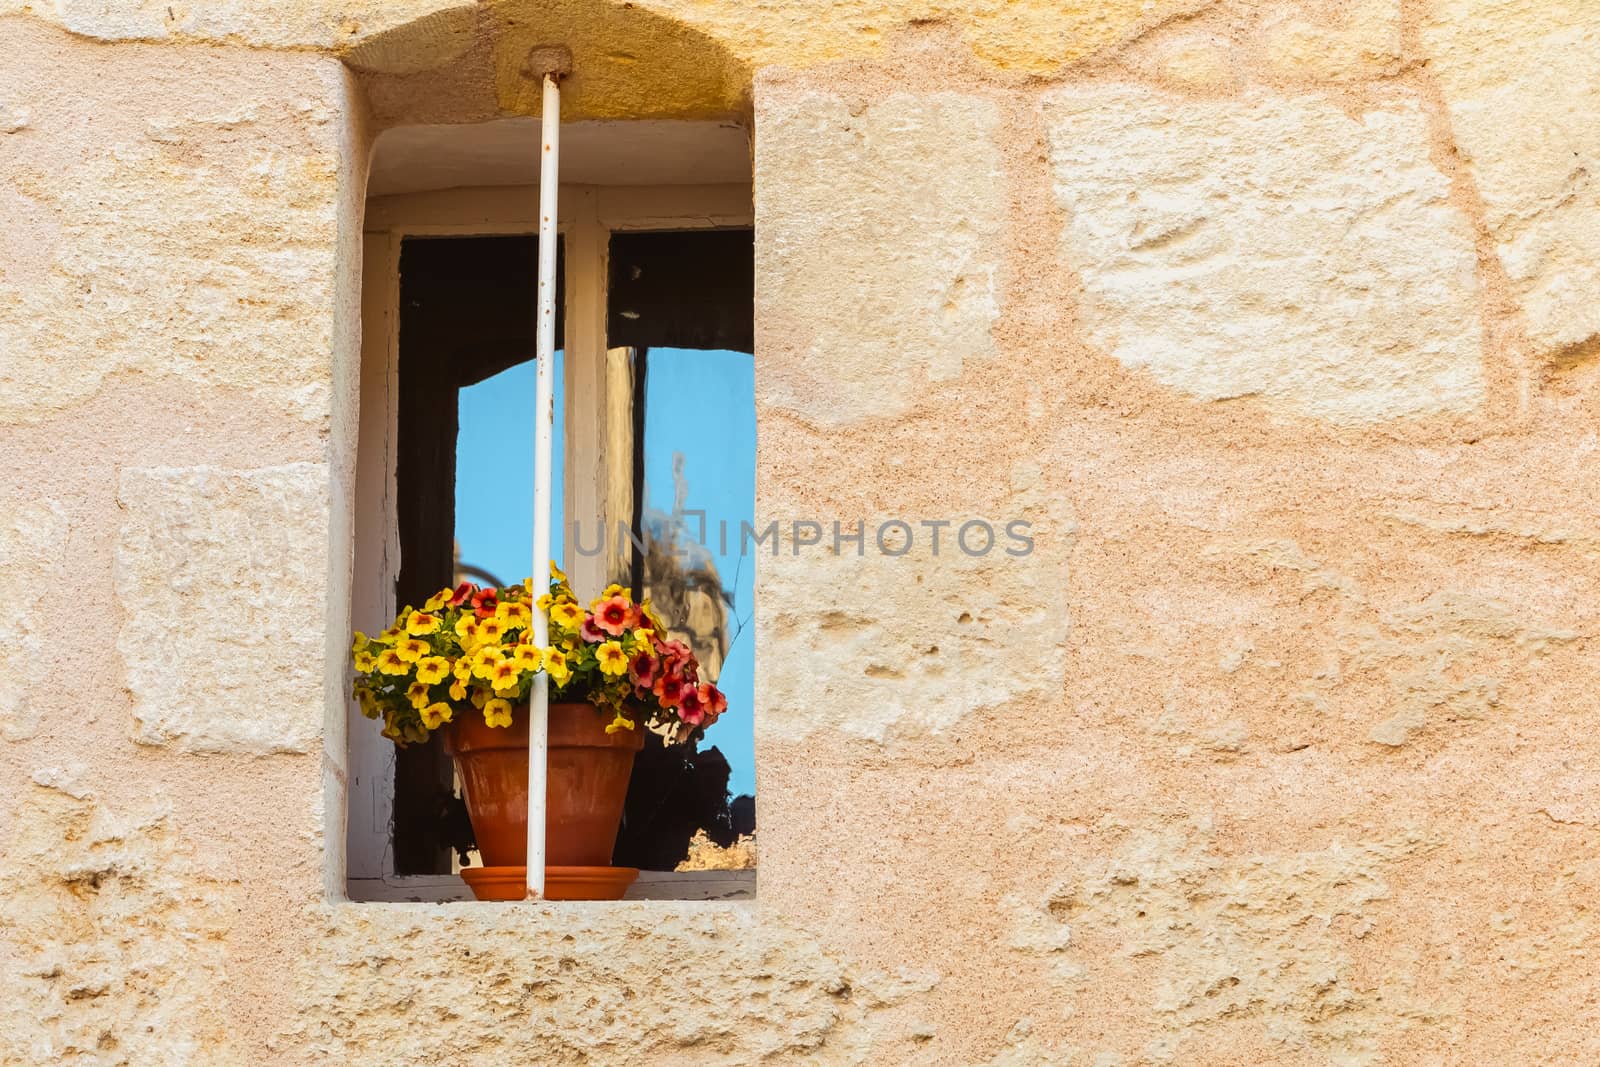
[1,0,1596,1063]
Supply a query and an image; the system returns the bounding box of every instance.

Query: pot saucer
[460,865,640,901]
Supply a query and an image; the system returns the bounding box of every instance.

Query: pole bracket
[524,44,573,82]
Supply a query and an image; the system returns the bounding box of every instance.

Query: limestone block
[1144,33,1240,90]
[1042,85,1485,423]
[0,101,27,132]
[1348,590,1577,747]
[0,500,69,741]
[281,902,930,1062]
[45,0,464,49]
[0,783,237,1064]
[115,465,329,753]
[757,516,1070,741]
[0,69,345,425]
[1043,826,1442,1061]
[756,90,1003,425]
[1422,0,1600,363]
[1256,0,1403,82]
[643,0,1212,74]
[19,0,1207,74]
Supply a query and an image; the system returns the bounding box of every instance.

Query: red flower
[471,587,498,619]
[657,638,693,669]
[579,615,605,643]
[628,650,659,690]
[593,595,633,637]
[697,683,727,717]
[449,582,476,607]
[653,671,686,708]
[677,686,706,726]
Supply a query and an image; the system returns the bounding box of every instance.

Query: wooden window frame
[347,183,753,902]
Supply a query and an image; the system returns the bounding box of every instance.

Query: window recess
[348,136,756,901]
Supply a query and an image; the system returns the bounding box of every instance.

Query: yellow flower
[406,611,441,636]
[542,647,571,685]
[378,625,403,644]
[452,657,475,682]
[395,638,429,663]
[511,644,542,672]
[496,601,531,629]
[423,587,453,611]
[406,681,432,709]
[596,640,628,677]
[633,628,655,648]
[375,649,410,676]
[550,600,584,630]
[488,660,523,693]
[455,614,479,639]
[470,687,490,710]
[605,713,636,735]
[600,583,630,600]
[472,646,507,680]
[414,656,451,685]
[354,688,380,720]
[351,631,370,653]
[449,679,468,701]
[352,650,376,673]
[419,702,453,730]
[477,618,506,645]
[483,698,514,728]
[537,592,554,611]
[550,560,569,585]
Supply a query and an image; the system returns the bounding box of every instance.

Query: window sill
[346,869,755,903]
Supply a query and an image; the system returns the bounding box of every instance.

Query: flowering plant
[351,563,726,745]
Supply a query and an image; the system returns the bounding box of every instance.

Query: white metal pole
[528,71,561,901]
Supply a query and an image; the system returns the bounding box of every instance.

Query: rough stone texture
[0,781,239,1065]
[4,0,1211,76]
[1421,0,1600,365]
[116,465,329,753]
[755,90,1004,426]
[1044,827,1443,1065]
[1255,0,1402,83]
[6,0,461,48]
[0,35,347,425]
[642,0,1213,75]
[0,4,1598,1065]
[279,902,934,1063]
[0,100,28,131]
[0,499,68,740]
[759,512,1071,741]
[1042,84,1485,424]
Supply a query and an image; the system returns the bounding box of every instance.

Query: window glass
[455,352,565,588]
[637,347,756,798]
[608,228,756,864]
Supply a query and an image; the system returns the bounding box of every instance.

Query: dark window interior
[607,229,754,353]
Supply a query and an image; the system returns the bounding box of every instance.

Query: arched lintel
[343,0,752,127]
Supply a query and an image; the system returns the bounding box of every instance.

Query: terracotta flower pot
[444,700,645,900]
